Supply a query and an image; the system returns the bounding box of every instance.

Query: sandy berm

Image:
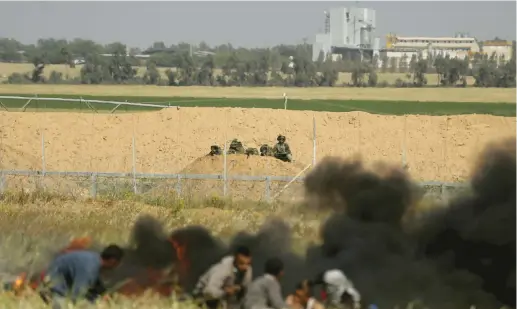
[0,107,515,183]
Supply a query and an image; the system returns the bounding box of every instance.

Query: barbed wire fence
[0,95,469,204]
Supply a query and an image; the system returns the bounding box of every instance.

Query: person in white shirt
[311,269,361,309]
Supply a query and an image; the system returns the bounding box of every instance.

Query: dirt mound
[181,154,307,176]
[0,107,515,185]
[147,155,308,201]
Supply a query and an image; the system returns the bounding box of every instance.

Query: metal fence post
[441,183,449,202]
[223,142,228,197]
[132,135,138,194]
[90,173,98,199]
[265,176,271,202]
[0,171,5,194]
[175,174,182,196]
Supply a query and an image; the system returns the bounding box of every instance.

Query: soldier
[245,148,260,157]
[208,145,222,156]
[260,144,273,157]
[273,135,293,163]
[227,139,246,155]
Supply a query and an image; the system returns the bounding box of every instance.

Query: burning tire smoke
[25,138,514,308]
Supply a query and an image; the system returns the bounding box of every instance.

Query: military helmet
[277,135,286,142]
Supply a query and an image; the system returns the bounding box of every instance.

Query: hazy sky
[0,1,515,48]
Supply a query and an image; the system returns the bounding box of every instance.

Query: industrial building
[382,35,513,68]
[481,39,514,62]
[312,5,513,70]
[312,6,380,62]
[385,33,480,60]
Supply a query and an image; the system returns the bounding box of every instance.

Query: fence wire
[0,95,470,203]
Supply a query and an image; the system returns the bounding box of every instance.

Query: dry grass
[0,84,514,103]
[0,185,492,309]
[0,189,322,308]
[0,62,479,86]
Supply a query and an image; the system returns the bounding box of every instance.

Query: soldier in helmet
[228,139,245,155]
[260,144,273,157]
[208,145,222,156]
[273,135,293,163]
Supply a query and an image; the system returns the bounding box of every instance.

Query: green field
[0,93,515,116]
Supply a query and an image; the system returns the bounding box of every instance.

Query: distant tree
[380,55,389,73]
[389,57,397,73]
[409,54,417,73]
[435,55,468,86]
[318,57,339,86]
[410,58,428,87]
[368,68,378,87]
[399,54,409,73]
[197,55,216,86]
[351,62,370,87]
[80,55,107,84]
[48,71,64,84]
[143,60,161,85]
[7,72,30,84]
[165,69,178,86]
[60,47,75,68]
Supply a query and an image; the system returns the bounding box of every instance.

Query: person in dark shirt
[40,244,124,309]
[244,257,286,309]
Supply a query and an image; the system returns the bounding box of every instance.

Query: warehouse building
[481,39,514,62]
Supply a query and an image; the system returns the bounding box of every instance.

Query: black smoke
[89,138,514,308]
[102,216,304,295]
[415,138,516,307]
[229,218,306,294]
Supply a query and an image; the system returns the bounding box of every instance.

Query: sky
[0,1,515,49]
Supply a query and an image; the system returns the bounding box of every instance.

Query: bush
[377,81,389,88]
[48,71,64,84]
[394,78,408,88]
[7,72,30,84]
[368,70,378,87]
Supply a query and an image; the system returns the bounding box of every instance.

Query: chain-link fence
[0,170,469,203]
[0,95,473,203]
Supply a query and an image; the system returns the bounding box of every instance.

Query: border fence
[0,95,470,203]
[0,169,468,202]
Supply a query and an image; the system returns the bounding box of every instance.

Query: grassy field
[0,190,321,309]
[0,187,453,309]
[0,83,515,104]
[0,62,478,86]
[0,92,514,116]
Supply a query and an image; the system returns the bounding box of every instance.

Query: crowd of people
[35,244,361,309]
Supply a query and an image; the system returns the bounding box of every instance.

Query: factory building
[481,39,514,62]
[312,6,380,62]
[384,33,480,60]
[311,6,513,69]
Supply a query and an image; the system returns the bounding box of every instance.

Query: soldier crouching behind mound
[208,145,223,156]
[260,144,273,157]
[227,139,246,155]
[273,135,293,163]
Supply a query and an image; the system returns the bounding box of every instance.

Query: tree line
[1,37,515,88]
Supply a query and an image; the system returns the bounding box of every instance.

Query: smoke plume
[66,138,514,308]
[414,138,516,307]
